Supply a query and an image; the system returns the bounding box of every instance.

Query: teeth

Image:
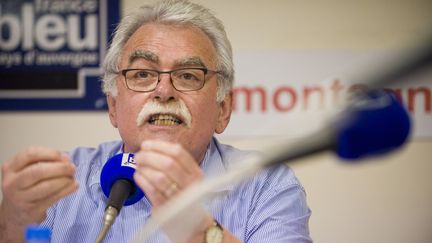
[149,114,181,126]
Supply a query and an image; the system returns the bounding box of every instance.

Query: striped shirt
[41,137,312,242]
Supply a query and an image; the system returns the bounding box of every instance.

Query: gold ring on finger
[164,182,179,197]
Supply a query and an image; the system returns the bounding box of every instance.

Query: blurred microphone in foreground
[133,87,413,242]
[133,29,432,243]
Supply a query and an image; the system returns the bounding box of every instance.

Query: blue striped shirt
[41,138,312,242]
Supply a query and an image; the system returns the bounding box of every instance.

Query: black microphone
[106,179,133,213]
[96,153,145,243]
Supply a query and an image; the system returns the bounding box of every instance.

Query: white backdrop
[225,50,432,139]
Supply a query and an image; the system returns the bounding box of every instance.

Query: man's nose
[152,73,177,102]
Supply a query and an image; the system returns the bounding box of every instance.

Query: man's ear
[215,91,233,134]
[107,95,118,128]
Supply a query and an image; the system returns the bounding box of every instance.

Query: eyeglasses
[120,68,220,92]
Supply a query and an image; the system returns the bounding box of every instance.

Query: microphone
[96,153,145,243]
[335,90,411,159]
[132,89,412,242]
[263,89,411,166]
[133,35,432,241]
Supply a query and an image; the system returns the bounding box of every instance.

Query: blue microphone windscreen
[336,91,411,159]
[100,153,145,206]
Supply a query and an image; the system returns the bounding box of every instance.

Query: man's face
[107,23,232,162]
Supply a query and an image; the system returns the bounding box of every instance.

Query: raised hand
[0,146,78,242]
[133,140,203,208]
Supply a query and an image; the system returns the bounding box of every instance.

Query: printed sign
[222,51,432,139]
[0,0,119,110]
[121,153,136,169]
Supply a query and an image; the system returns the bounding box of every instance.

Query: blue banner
[0,0,120,110]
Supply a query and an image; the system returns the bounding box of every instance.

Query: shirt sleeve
[39,194,57,230]
[244,166,312,243]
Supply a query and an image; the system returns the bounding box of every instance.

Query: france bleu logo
[0,0,120,110]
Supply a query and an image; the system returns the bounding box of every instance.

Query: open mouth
[148,114,183,126]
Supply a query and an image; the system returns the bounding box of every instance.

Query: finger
[8,146,65,172]
[135,151,185,183]
[134,171,167,206]
[4,179,79,224]
[140,140,198,173]
[35,180,79,213]
[18,161,76,189]
[139,167,180,195]
[21,177,77,203]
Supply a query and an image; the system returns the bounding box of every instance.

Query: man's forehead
[128,49,207,67]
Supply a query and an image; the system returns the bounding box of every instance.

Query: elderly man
[0,0,311,242]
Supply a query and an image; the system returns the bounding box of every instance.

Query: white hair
[102,0,234,102]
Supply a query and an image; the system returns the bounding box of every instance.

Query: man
[0,0,311,242]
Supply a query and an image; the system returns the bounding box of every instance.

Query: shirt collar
[89,142,123,188]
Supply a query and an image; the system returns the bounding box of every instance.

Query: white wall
[1,0,431,242]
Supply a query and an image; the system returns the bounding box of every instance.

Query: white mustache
[136,100,192,127]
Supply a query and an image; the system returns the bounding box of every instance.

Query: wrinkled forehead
[127,50,208,69]
[119,23,218,69]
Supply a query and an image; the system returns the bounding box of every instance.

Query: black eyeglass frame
[119,67,221,92]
